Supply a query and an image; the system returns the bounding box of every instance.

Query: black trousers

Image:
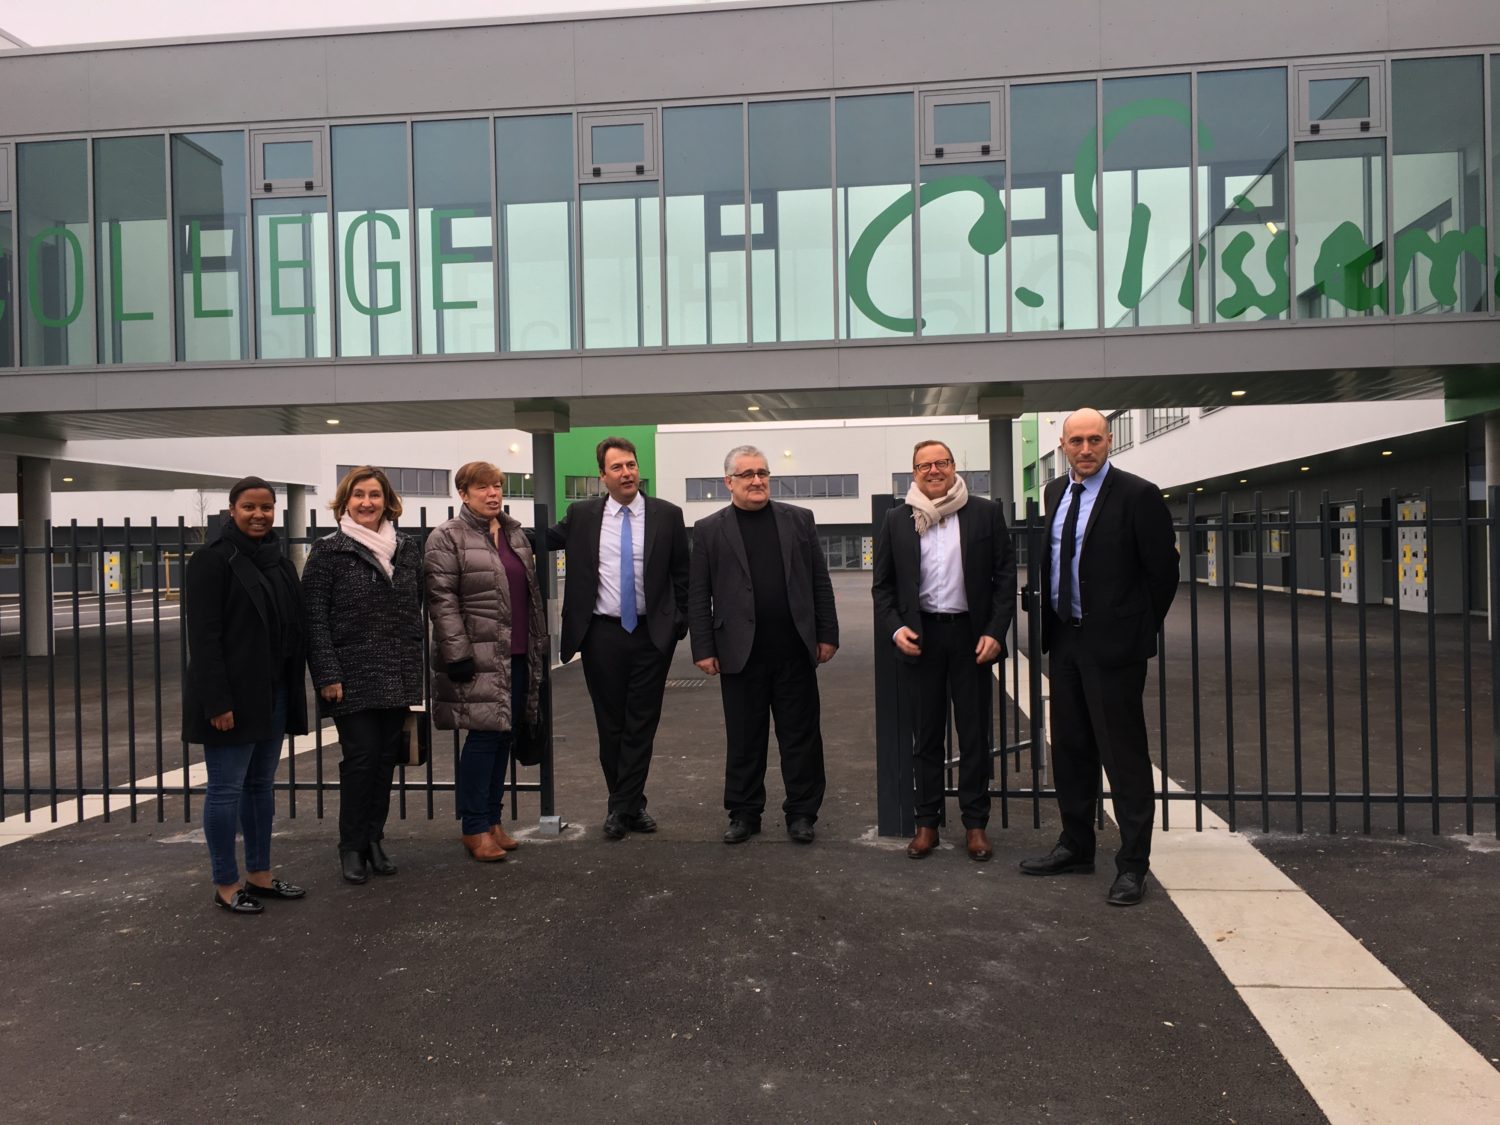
[1048,623,1155,875]
[719,649,826,824]
[580,615,674,816]
[332,707,405,855]
[903,613,993,830]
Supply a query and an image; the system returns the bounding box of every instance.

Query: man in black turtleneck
[689,445,839,846]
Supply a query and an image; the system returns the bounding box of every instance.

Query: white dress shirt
[595,492,647,618]
[917,512,968,614]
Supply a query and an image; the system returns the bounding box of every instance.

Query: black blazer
[871,495,1017,660]
[544,495,690,662]
[1039,464,1180,667]
[182,535,311,747]
[688,501,839,675]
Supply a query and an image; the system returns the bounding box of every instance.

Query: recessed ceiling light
[747,404,761,412]
[1230,389,1247,398]
[326,418,340,426]
[1300,465,1311,472]
[1380,450,1393,457]
[1161,492,1170,499]
[509,442,520,454]
[1239,478,1248,484]
[783,449,792,458]
[1194,486,1204,492]
[62,476,74,483]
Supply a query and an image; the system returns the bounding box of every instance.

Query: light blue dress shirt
[1049,459,1110,619]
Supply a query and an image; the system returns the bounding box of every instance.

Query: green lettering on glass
[430,207,479,312]
[846,175,1006,333]
[108,221,152,323]
[1215,229,1291,319]
[1072,98,1212,232]
[1177,243,1207,312]
[27,226,85,329]
[1014,287,1044,308]
[268,214,314,316]
[344,211,403,317]
[1116,202,1154,310]
[190,220,232,320]
[1313,221,1385,313]
[1391,225,1486,313]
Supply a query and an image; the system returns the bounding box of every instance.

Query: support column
[979,390,1023,521]
[285,483,309,572]
[18,456,52,657]
[1485,412,1500,637]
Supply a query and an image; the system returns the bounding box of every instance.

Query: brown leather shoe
[462,833,506,862]
[906,826,939,859]
[966,828,993,862]
[490,823,521,851]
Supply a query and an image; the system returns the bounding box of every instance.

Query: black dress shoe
[602,812,628,840]
[626,811,658,833]
[366,841,397,877]
[786,817,815,844]
[340,850,369,884]
[244,877,306,899]
[1107,871,1148,907]
[213,889,264,914]
[1019,844,1095,876]
[723,820,760,845]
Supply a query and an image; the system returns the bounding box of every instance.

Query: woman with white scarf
[303,466,425,885]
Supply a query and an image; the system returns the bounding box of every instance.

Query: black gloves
[446,657,476,684]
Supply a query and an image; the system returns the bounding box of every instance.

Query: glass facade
[0,51,1495,374]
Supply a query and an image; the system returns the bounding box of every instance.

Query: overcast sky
[3,0,742,46]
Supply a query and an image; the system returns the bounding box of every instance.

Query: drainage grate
[664,678,710,689]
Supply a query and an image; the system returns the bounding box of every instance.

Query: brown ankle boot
[490,823,521,851]
[462,833,506,862]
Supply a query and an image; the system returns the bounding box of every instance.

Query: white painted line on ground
[1006,649,1500,1123]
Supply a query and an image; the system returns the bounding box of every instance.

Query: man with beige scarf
[872,440,1016,861]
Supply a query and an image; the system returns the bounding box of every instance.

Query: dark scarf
[223,524,302,666]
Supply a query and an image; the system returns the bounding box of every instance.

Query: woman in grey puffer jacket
[303,466,424,885]
[424,460,547,862]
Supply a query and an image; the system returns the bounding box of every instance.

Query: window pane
[592,124,644,166]
[934,101,991,146]
[1392,57,1487,315]
[1294,137,1386,318]
[665,104,746,345]
[94,136,171,364]
[415,120,495,355]
[919,160,1005,335]
[1309,78,1369,121]
[838,93,914,338]
[1196,68,1289,323]
[19,140,95,366]
[0,216,11,367]
[173,131,248,361]
[1102,74,1191,328]
[333,123,412,357]
[581,180,661,348]
[254,196,331,358]
[497,114,574,351]
[749,99,833,343]
[264,141,314,181]
[1010,81,1099,331]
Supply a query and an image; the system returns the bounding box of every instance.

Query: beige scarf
[339,513,397,579]
[905,473,969,536]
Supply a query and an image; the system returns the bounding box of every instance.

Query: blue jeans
[457,728,513,836]
[203,687,287,886]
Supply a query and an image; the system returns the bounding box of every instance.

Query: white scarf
[905,473,969,537]
[339,513,397,579]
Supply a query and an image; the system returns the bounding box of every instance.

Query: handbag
[399,705,431,768]
[511,715,545,767]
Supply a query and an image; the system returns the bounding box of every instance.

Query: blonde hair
[329,466,403,520]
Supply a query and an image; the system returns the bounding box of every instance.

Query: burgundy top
[492,529,531,656]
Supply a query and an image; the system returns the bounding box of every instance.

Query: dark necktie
[1056,481,1085,620]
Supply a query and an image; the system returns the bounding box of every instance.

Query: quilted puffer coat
[423,506,547,732]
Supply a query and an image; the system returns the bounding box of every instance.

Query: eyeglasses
[730,469,772,480]
[913,458,955,473]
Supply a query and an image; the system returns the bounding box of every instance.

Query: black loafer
[1107,871,1148,907]
[786,817,815,844]
[214,889,263,914]
[1019,845,1095,876]
[723,820,760,845]
[341,850,369,884]
[626,811,658,833]
[602,812,628,840]
[244,877,306,899]
[366,841,397,877]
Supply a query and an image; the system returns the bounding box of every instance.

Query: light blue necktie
[619,507,638,633]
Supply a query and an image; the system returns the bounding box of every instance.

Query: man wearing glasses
[873,440,1016,862]
[689,445,839,845]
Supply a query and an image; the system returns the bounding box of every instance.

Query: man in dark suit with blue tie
[1021,408,1179,905]
[544,437,690,841]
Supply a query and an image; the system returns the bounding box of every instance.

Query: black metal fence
[0,504,555,826]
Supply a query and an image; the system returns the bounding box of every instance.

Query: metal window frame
[920,88,1005,164]
[578,110,659,183]
[1295,63,1386,140]
[251,127,328,196]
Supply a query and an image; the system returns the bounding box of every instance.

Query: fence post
[533,501,557,825]
[871,493,911,837]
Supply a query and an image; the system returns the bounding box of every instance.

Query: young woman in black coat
[183,477,311,915]
[302,466,425,884]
